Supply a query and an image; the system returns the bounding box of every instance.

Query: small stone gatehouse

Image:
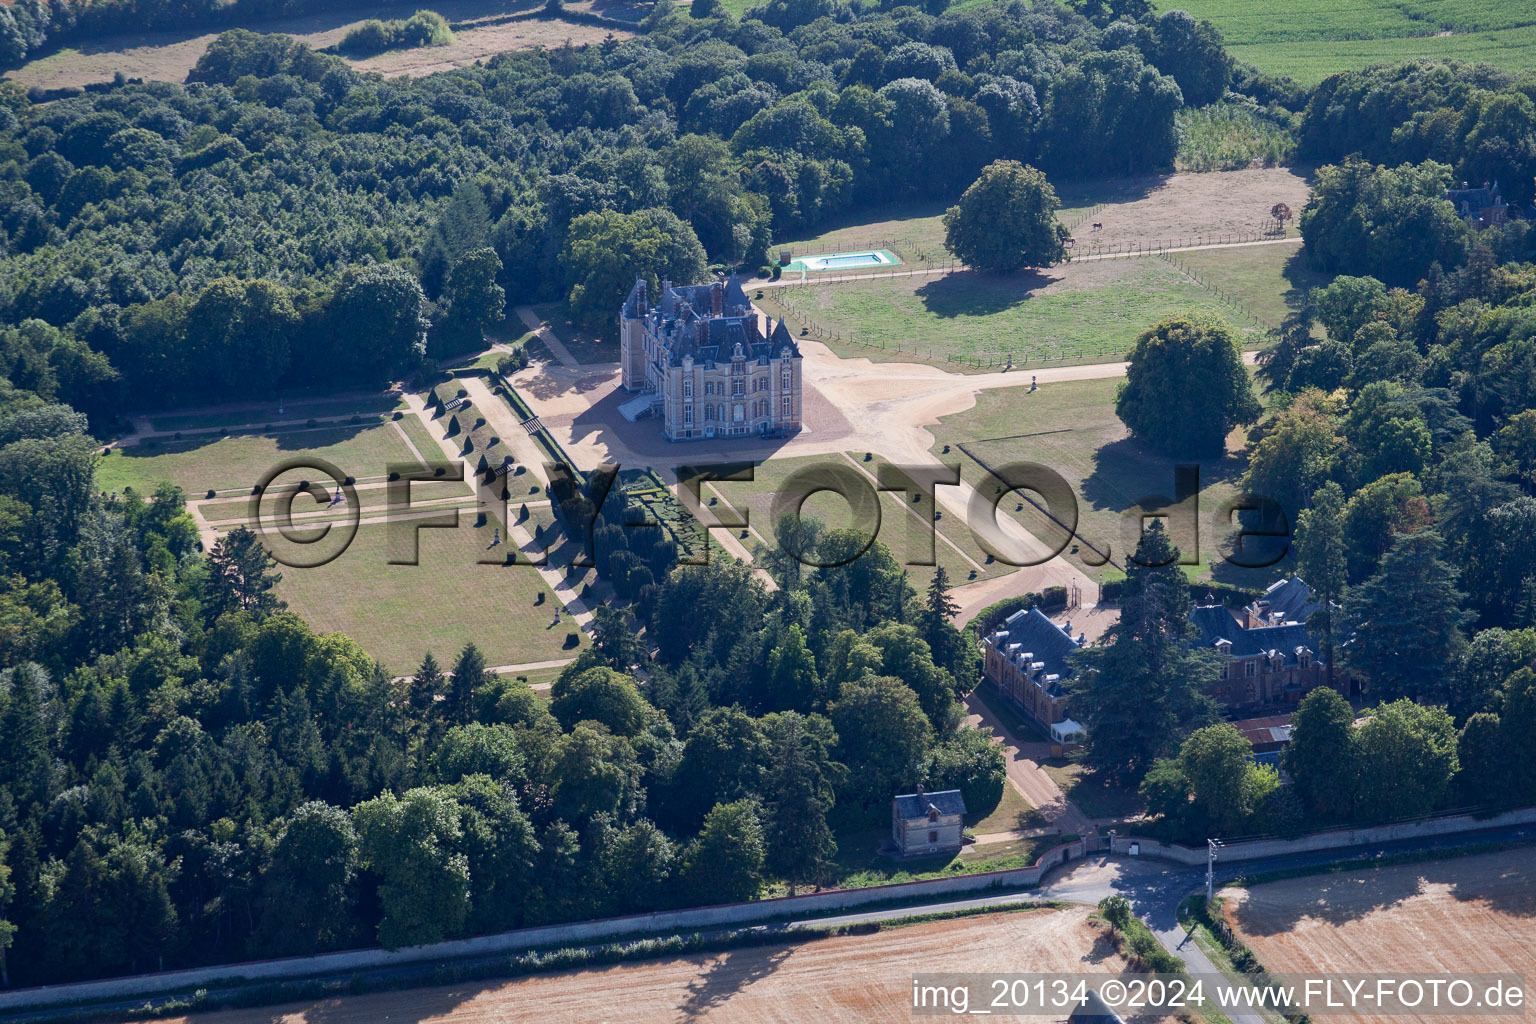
[891,786,967,856]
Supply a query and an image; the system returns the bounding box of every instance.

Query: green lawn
[708,452,1008,587]
[199,477,473,524]
[147,394,405,433]
[276,520,584,673]
[1153,0,1536,84]
[760,258,1268,371]
[1040,753,1145,823]
[1171,244,1332,332]
[968,782,1046,835]
[852,453,1014,588]
[770,192,1104,269]
[928,375,1282,586]
[826,823,1073,892]
[98,421,426,496]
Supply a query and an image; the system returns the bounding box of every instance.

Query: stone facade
[620,275,803,442]
[1191,577,1333,709]
[891,787,967,855]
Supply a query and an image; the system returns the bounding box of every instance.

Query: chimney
[711,280,724,317]
[636,278,647,314]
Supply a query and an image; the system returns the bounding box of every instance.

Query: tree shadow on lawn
[118,419,383,461]
[915,268,1057,319]
[1080,435,1242,530]
[1281,246,1334,322]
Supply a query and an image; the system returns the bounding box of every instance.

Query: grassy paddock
[276,520,583,673]
[98,421,424,496]
[1169,243,1332,332]
[927,376,1282,586]
[763,258,1266,371]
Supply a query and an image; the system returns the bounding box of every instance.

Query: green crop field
[277,520,584,672]
[97,420,427,496]
[1157,0,1536,84]
[760,257,1268,371]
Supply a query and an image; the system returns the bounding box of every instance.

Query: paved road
[963,691,1092,837]
[777,822,1536,1024]
[10,824,1531,1023]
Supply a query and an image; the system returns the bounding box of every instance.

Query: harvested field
[348,17,632,77]
[152,906,1142,1023]
[1065,168,1311,252]
[7,0,631,91]
[1222,849,1536,1024]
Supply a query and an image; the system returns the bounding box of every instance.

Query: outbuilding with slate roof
[891,786,967,855]
[982,606,1086,735]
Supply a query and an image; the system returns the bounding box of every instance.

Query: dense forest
[1061,56,1536,845]
[0,418,998,983]
[0,0,1535,993]
[0,0,1246,424]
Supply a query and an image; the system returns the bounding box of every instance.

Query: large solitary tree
[1068,522,1219,782]
[942,160,1068,272]
[1116,314,1261,456]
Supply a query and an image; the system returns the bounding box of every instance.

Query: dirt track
[153,907,1132,1023]
[1222,850,1536,1024]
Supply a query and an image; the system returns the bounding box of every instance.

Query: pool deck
[781,248,903,275]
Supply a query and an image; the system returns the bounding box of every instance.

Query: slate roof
[1191,604,1316,666]
[892,789,968,819]
[1251,576,1322,625]
[623,274,800,368]
[1447,182,1503,212]
[991,607,1082,690]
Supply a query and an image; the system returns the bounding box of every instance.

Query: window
[682,378,693,399]
[781,396,792,417]
[782,368,792,390]
[928,830,939,844]
[734,404,745,422]
[1244,661,1256,678]
[732,378,745,397]
[704,381,713,396]
[704,405,713,422]
[683,406,693,426]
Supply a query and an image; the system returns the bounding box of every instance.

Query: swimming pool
[786,249,903,272]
